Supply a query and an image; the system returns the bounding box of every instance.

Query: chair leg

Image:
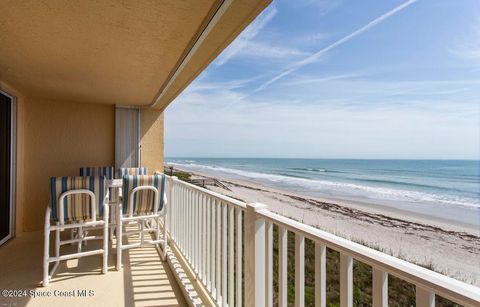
[55,229,60,267]
[103,223,108,274]
[43,207,51,286]
[162,216,167,260]
[70,228,74,246]
[77,226,83,253]
[116,208,122,271]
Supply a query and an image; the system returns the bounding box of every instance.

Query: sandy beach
[177,168,480,287]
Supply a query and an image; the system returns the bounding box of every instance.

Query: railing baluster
[171,179,174,242]
[229,204,234,307]
[222,202,228,306]
[167,178,171,240]
[203,194,207,283]
[191,190,195,266]
[416,286,435,307]
[340,254,353,307]
[175,184,178,240]
[266,221,273,307]
[295,233,305,307]
[315,243,326,307]
[211,198,217,299]
[188,191,196,264]
[372,268,388,307]
[182,186,186,252]
[279,226,288,307]
[206,196,211,291]
[199,193,203,278]
[199,193,204,279]
[190,189,194,262]
[178,186,182,249]
[196,191,200,273]
[236,208,243,307]
[216,199,221,304]
[185,190,192,264]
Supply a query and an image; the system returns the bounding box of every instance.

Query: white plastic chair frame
[43,189,109,286]
[116,185,167,270]
[70,188,120,243]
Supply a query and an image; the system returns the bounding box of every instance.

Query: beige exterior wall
[141,109,165,173]
[22,98,115,231]
[0,81,166,233]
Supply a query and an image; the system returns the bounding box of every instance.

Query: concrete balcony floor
[0,227,187,307]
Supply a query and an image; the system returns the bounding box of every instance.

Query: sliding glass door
[0,91,14,245]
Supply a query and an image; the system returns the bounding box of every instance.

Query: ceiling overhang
[0,0,271,109]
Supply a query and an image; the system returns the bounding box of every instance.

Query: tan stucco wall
[0,83,166,233]
[21,98,115,231]
[141,109,164,174]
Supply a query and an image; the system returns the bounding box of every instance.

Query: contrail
[252,0,419,93]
[215,0,419,113]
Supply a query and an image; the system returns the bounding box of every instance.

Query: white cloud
[237,41,308,59]
[291,0,343,16]
[294,32,330,46]
[214,5,277,66]
[166,81,479,159]
[285,73,360,85]
[451,20,480,62]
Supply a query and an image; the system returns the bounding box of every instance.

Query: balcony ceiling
[0,0,270,109]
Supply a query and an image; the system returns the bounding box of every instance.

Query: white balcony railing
[164,175,480,307]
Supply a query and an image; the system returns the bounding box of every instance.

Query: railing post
[279,226,288,307]
[244,202,268,307]
[266,221,273,307]
[168,176,176,242]
[340,253,353,307]
[372,268,388,307]
[416,286,435,307]
[295,233,305,307]
[315,243,326,307]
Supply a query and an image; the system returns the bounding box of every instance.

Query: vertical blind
[115,107,140,177]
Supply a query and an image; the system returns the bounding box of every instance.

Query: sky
[165,0,480,159]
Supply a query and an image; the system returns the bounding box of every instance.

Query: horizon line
[165,156,480,161]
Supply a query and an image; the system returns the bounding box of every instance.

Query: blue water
[165,158,480,227]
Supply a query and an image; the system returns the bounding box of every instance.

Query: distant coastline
[166,158,480,227]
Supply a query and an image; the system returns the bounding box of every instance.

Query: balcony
[0,225,186,307]
[2,175,478,307]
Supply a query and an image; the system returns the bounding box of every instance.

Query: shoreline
[223,178,479,237]
[171,167,480,286]
[182,167,478,233]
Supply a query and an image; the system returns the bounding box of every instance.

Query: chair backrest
[80,166,118,203]
[119,167,148,177]
[80,166,114,179]
[49,176,107,223]
[122,174,165,216]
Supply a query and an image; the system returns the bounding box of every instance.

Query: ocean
[165,158,480,227]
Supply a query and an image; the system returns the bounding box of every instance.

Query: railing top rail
[257,209,480,307]
[166,175,247,209]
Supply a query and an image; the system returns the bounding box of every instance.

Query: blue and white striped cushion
[49,176,107,222]
[120,167,148,177]
[121,174,165,215]
[80,166,118,203]
[80,166,114,179]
